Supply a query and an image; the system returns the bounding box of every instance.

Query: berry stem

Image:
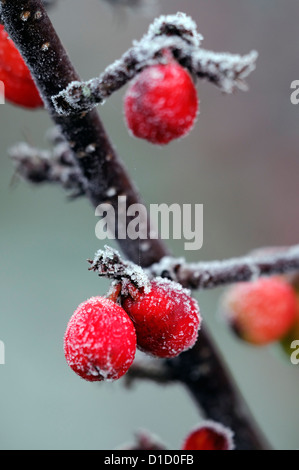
[105,282,122,303]
[1,0,268,449]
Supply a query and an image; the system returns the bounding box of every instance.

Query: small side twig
[88,245,151,295]
[9,141,87,198]
[124,357,174,387]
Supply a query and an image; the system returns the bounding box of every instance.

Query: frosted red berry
[121,278,201,358]
[64,296,137,382]
[222,277,297,346]
[0,25,43,109]
[124,61,198,145]
[182,421,234,451]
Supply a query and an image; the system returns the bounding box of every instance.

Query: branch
[1,1,267,450]
[90,245,299,292]
[125,357,174,387]
[52,13,258,116]
[149,245,299,289]
[9,141,87,198]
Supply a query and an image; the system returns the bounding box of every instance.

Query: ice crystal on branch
[192,49,258,93]
[89,245,151,296]
[141,12,203,48]
[52,12,258,116]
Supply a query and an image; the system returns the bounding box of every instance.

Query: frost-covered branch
[90,245,299,292]
[10,141,87,197]
[149,245,299,290]
[52,13,258,116]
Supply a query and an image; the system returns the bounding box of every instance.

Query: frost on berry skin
[122,277,201,358]
[0,25,43,109]
[221,277,298,346]
[182,421,235,451]
[64,297,137,382]
[124,61,199,145]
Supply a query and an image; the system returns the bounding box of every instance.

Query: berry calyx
[121,277,201,358]
[222,277,298,346]
[124,59,198,145]
[64,296,137,382]
[182,421,234,451]
[0,25,43,109]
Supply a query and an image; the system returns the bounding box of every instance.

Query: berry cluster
[124,58,199,145]
[221,276,298,347]
[0,25,43,109]
[64,278,201,382]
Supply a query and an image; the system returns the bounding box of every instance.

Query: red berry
[182,421,234,451]
[222,277,298,346]
[121,278,201,358]
[124,60,198,145]
[0,25,43,109]
[64,296,137,382]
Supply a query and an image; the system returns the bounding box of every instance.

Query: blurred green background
[1,0,299,450]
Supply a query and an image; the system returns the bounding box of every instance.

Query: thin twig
[125,358,174,387]
[9,141,87,197]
